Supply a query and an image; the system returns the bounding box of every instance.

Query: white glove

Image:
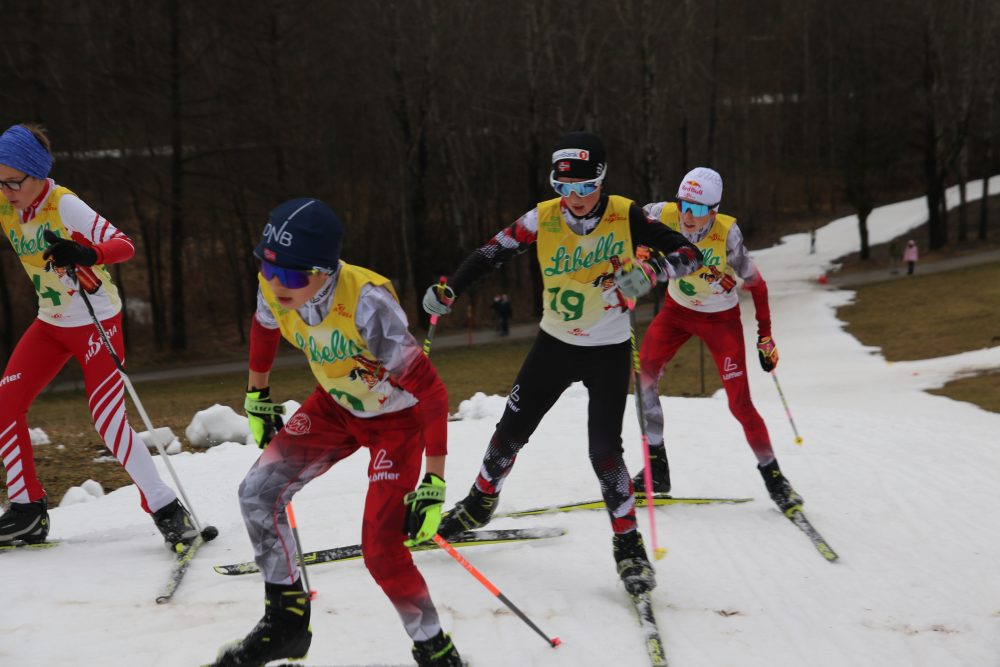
[613,260,657,299]
[422,283,456,316]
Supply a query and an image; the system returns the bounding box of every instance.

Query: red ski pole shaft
[285,502,315,598]
[422,276,449,356]
[432,534,561,648]
[628,307,665,560]
[610,255,666,558]
[420,280,559,645]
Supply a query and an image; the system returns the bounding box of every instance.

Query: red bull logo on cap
[681,180,704,196]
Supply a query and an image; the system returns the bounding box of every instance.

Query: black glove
[42,229,98,268]
[664,245,701,269]
[245,386,285,448]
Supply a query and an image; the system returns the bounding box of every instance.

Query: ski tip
[653,547,667,560]
[794,436,804,445]
[307,589,318,600]
[550,636,562,647]
[201,525,220,541]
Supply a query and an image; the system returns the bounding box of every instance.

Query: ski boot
[758,459,803,513]
[631,446,671,495]
[0,496,49,544]
[412,630,463,666]
[436,485,499,538]
[613,530,656,595]
[152,498,199,552]
[212,580,311,666]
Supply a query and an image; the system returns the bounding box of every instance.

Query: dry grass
[836,260,1000,414]
[837,262,1000,360]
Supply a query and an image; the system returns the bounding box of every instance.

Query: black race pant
[472,331,638,533]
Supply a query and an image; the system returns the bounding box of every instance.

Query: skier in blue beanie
[211,198,461,666]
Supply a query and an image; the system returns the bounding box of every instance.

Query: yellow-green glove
[403,473,446,547]
[245,387,285,448]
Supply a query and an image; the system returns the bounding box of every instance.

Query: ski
[214,527,566,576]
[629,591,668,667]
[268,664,469,667]
[0,539,60,553]
[784,507,838,562]
[496,493,753,519]
[156,535,206,603]
[267,663,469,667]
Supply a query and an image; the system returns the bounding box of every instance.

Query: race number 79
[547,286,584,321]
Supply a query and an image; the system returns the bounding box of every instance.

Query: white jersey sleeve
[58,194,133,248]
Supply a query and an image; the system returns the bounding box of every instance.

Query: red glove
[757,336,779,372]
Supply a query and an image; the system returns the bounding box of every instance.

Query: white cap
[676,167,723,207]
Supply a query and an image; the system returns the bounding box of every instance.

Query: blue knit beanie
[0,125,52,179]
[254,198,344,272]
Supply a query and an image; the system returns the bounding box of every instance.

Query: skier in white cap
[632,167,802,513]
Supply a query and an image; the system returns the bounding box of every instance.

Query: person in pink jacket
[903,239,919,275]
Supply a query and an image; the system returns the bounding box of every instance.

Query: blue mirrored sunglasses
[680,200,712,217]
[550,173,603,198]
[259,260,320,289]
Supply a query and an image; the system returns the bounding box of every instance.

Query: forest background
[1,0,998,363]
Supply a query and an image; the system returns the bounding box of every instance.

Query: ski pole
[628,305,666,560]
[66,266,217,541]
[432,534,561,647]
[612,256,666,560]
[770,371,803,445]
[422,276,449,356]
[421,291,559,647]
[285,502,316,598]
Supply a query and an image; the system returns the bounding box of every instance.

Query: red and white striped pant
[0,315,176,512]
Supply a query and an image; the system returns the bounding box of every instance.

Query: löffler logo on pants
[506,384,521,413]
[722,356,744,381]
[370,449,400,482]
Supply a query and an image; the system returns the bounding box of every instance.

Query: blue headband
[0,125,52,179]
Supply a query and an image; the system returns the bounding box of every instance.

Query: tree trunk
[979,102,993,240]
[637,0,660,201]
[168,0,187,351]
[858,209,871,260]
[705,0,720,162]
[923,25,948,249]
[128,184,167,349]
[957,151,968,242]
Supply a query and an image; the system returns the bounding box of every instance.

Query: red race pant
[0,316,176,511]
[238,386,445,642]
[639,300,774,463]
